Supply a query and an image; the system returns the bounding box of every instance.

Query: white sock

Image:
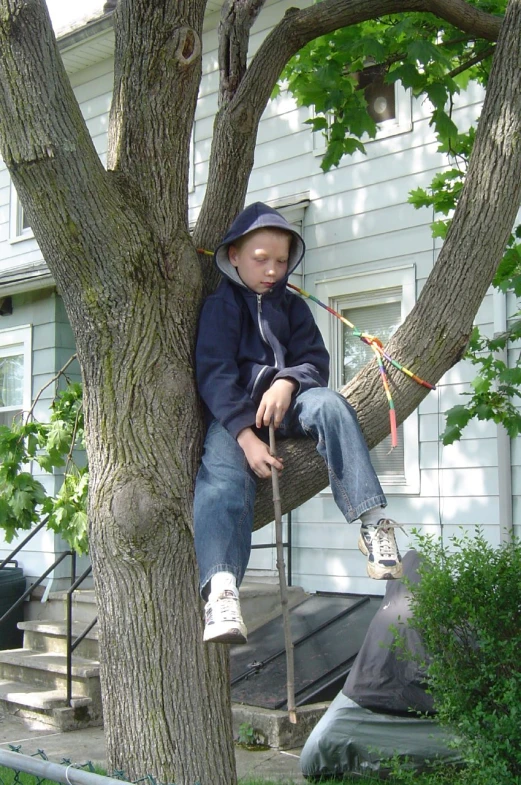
[209,571,238,601]
[360,507,385,529]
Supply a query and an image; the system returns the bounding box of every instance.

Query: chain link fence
[0,747,200,785]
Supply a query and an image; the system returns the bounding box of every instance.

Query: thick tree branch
[218,0,266,105]
[108,0,206,242]
[252,0,520,528]
[0,0,153,313]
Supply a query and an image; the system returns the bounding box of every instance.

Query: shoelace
[207,591,240,623]
[370,519,405,558]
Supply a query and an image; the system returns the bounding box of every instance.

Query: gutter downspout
[494,289,514,544]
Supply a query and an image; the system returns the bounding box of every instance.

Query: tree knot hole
[174,27,201,68]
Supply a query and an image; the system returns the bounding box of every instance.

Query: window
[356,66,396,124]
[339,295,403,477]
[9,183,34,243]
[0,326,32,427]
[313,78,412,156]
[315,266,419,493]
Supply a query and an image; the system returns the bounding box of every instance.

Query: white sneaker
[203,589,247,644]
[358,518,404,580]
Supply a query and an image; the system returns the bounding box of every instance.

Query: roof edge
[57,11,114,53]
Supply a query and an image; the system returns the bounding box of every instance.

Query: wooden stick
[269,422,297,724]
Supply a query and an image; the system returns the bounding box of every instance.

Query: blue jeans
[194,388,387,595]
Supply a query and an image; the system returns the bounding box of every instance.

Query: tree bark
[0,3,234,784]
[0,0,518,784]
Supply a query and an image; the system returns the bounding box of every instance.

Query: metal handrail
[0,516,50,571]
[66,563,96,704]
[250,510,293,586]
[0,549,75,627]
[0,520,96,708]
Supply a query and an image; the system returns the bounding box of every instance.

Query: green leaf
[445,404,473,430]
[46,421,71,454]
[425,82,448,109]
[441,424,463,445]
[305,116,329,132]
[408,187,431,209]
[471,376,491,394]
[431,220,449,239]
[407,39,443,67]
[11,489,35,518]
[430,109,459,144]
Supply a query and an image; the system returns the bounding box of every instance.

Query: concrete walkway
[0,710,306,784]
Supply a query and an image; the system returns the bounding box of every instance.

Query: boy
[194,202,403,644]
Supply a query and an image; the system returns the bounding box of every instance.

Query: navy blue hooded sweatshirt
[196,202,330,439]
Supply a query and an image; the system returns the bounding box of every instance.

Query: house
[0,0,516,601]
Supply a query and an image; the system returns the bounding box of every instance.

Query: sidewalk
[0,709,306,784]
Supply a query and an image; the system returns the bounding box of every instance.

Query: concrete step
[0,649,100,696]
[19,620,99,659]
[240,581,308,633]
[1,579,307,733]
[0,679,91,710]
[0,679,101,730]
[26,590,97,624]
[28,584,306,637]
[45,590,97,623]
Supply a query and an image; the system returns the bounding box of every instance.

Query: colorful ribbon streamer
[287,283,435,448]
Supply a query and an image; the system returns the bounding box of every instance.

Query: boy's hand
[237,427,284,479]
[256,378,298,429]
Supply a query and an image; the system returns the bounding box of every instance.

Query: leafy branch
[281,10,498,170]
[0,357,88,553]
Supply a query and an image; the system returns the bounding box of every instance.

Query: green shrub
[406,529,521,784]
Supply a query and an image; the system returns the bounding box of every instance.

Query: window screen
[0,353,24,426]
[341,300,404,478]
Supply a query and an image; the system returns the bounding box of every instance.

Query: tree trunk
[0,0,518,783]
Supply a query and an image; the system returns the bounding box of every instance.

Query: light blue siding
[0,0,516,595]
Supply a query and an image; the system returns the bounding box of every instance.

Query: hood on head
[214,202,305,287]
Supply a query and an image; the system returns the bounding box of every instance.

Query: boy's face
[228,229,291,294]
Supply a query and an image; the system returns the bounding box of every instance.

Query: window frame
[0,325,33,423]
[315,265,419,495]
[9,183,34,244]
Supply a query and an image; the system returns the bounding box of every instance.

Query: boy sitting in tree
[195,202,402,644]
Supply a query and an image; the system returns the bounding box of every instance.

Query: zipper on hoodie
[256,293,280,371]
[251,364,270,400]
[256,294,269,346]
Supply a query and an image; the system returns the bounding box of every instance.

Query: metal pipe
[0,749,130,785]
[66,581,72,704]
[0,517,49,571]
[493,288,514,543]
[287,510,292,587]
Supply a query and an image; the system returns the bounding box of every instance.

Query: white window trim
[313,82,413,156]
[9,183,34,244]
[315,265,419,495]
[0,324,33,419]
